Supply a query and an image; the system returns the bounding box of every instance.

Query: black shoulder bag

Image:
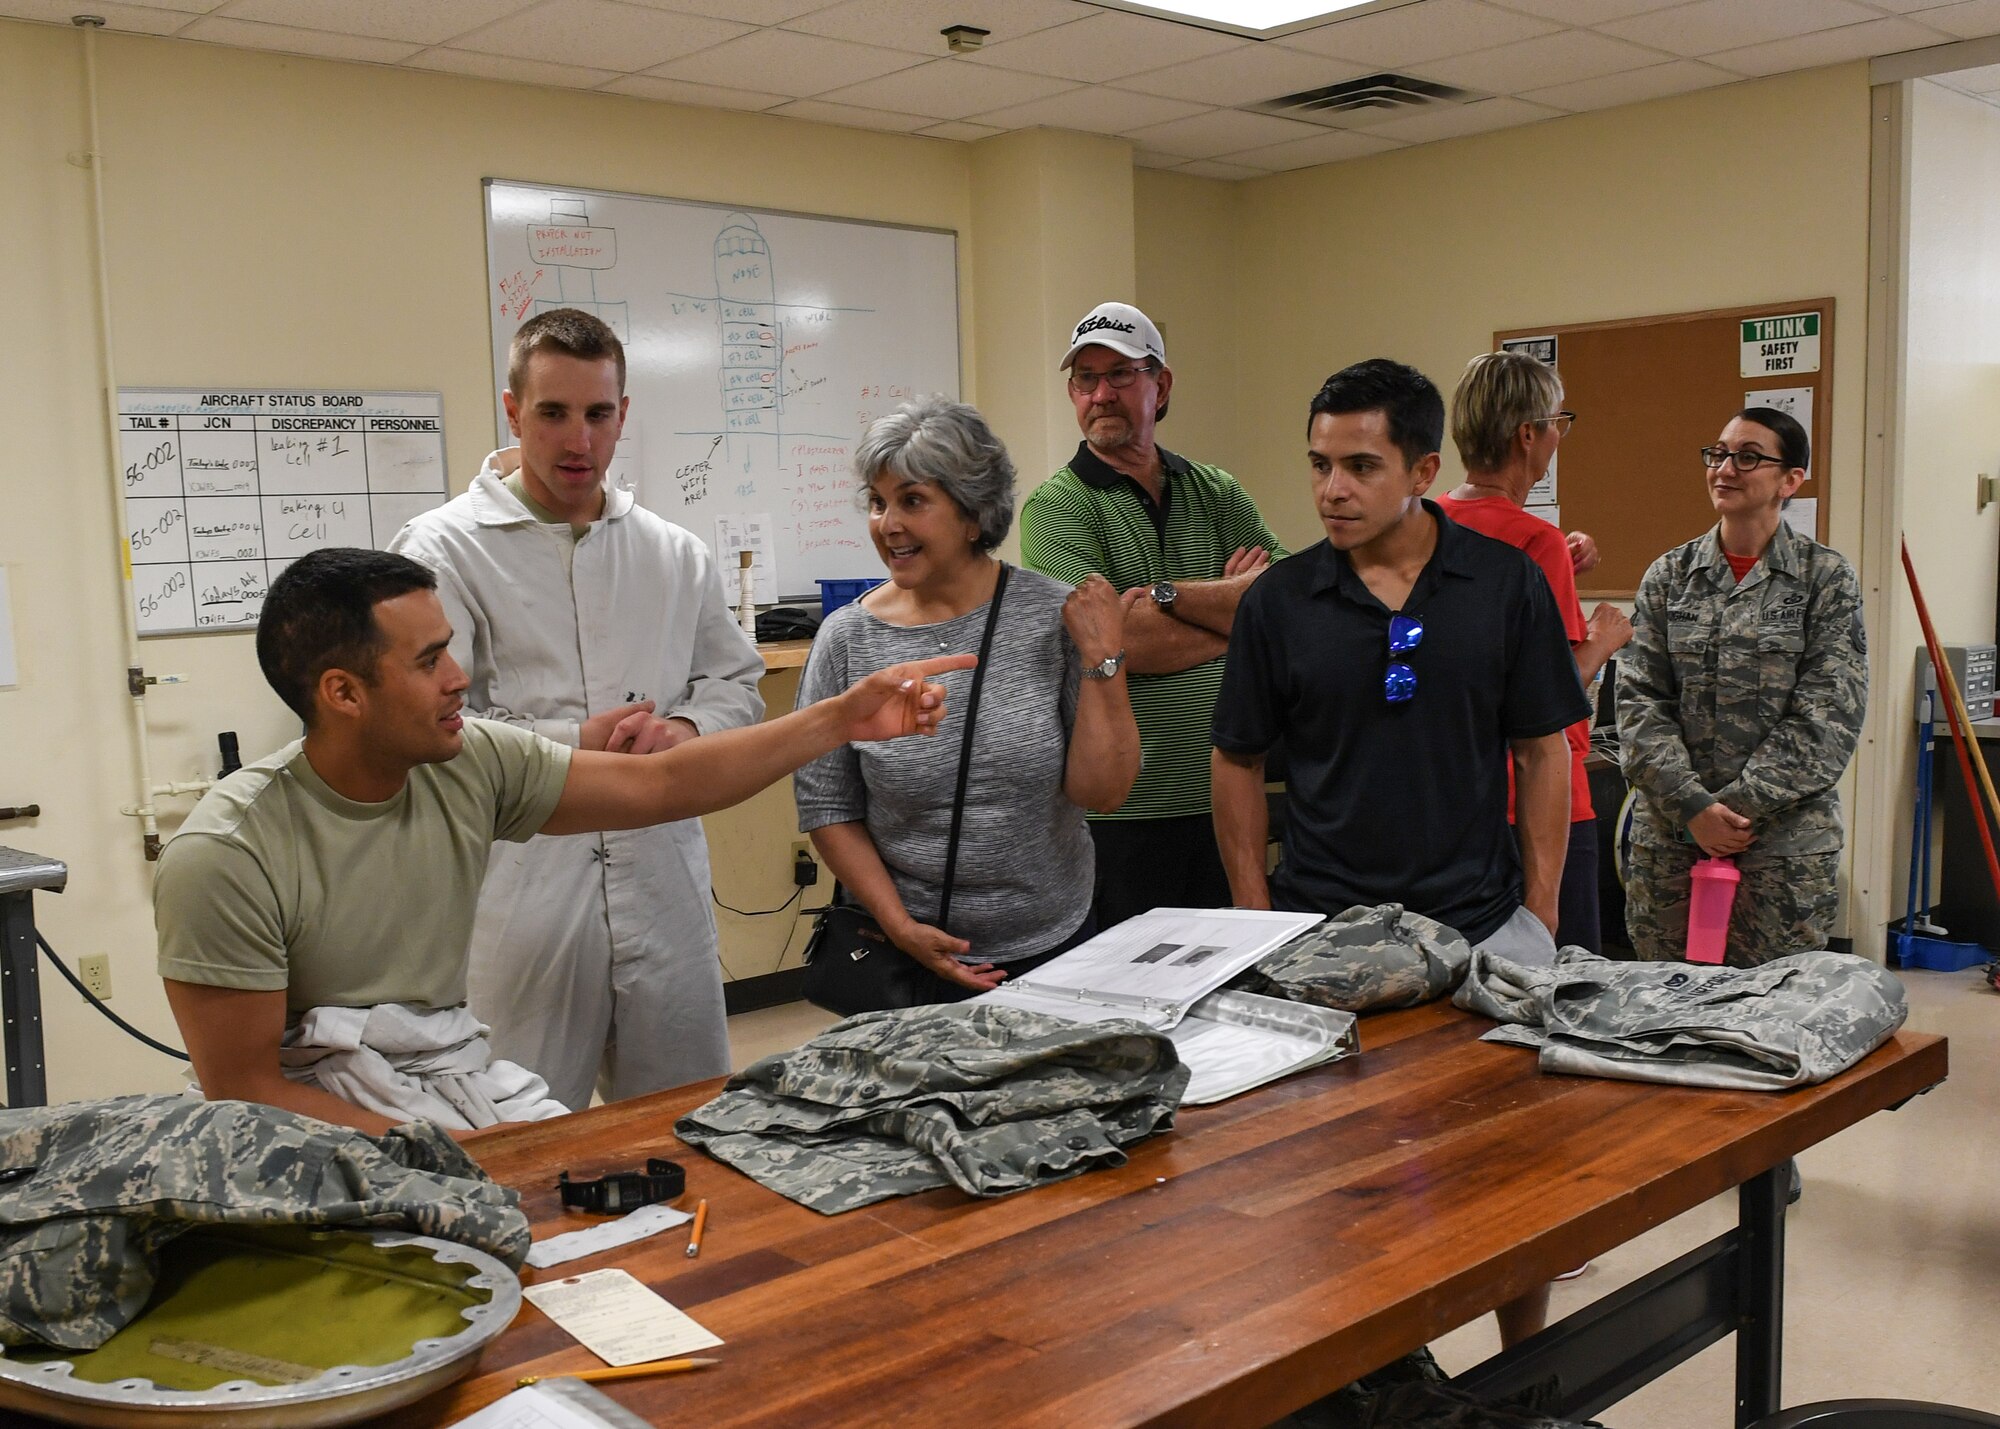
[802,564,1010,1017]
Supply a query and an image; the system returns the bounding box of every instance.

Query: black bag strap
[936,562,1009,930]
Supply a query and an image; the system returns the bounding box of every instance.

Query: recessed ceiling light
[1088,0,1397,41]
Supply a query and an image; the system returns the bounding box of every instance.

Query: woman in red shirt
[1440,351,1633,953]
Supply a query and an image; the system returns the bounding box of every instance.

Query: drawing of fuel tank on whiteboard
[715,214,780,473]
[525,197,630,340]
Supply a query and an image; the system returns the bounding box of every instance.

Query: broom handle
[1901,538,2000,904]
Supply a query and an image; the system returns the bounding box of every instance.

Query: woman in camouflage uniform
[1617,407,1868,966]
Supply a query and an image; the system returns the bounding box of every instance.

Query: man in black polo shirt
[1214,358,1586,1349]
[1212,358,1585,961]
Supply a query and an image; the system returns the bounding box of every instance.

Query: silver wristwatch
[1149,580,1178,611]
[1082,650,1127,680]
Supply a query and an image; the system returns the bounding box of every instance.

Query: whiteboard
[483,180,959,598]
[120,388,448,636]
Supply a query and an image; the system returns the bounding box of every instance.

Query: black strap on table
[935,561,1009,933]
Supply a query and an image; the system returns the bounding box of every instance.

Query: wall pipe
[73,15,172,859]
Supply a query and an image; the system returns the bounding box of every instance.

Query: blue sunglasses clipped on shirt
[1385,612,1424,704]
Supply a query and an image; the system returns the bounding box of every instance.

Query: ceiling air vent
[1250,72,1477,126]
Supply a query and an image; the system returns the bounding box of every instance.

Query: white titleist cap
[1059,302,1165,370]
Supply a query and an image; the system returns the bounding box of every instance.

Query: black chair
[1745,1401,2000,1428]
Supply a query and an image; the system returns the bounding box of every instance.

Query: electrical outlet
[79,954,112,1001]
[791,839,820,888]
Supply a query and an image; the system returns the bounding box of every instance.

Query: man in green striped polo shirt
[1021,302,1284,928]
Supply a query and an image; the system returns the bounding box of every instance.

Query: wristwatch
[1149,580,1178,611]
[557,1157,686,1214]
[1082,650,1127,681]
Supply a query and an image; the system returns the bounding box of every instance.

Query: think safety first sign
[1740,312,1820,377]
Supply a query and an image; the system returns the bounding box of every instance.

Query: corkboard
[1496,298,1833,597]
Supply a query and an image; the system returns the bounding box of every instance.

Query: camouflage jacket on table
[1452,946,1906,1090]
[1616,520,1867,855]
[674,1004,1189,1215]
[1234,904,1472,1013]
[0,1095,529,1350]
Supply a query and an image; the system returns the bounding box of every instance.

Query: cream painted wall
[1228,65,1874,558]
[0,20,1004,1102]
[1134,169,1246,479]
[970,128,1136,518]
[1879,79,2000,922]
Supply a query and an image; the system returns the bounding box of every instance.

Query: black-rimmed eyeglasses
[1067,362,1158,396]
[1699,445,1788,473]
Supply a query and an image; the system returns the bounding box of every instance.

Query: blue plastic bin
[817,577,884,616]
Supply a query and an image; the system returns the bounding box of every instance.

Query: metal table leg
[0,891,47,1107]
[1735,1162,1788,1427]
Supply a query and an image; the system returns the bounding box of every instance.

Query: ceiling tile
[813,57,1076,119]
[968,86,1210,133]
[968,11,1244,83]
[180,15,422,61]
[455,0,748,72]
[1520,57,1733,111]
[1113,41,1366,106]
[214,0,528,45]
[916,119,1006,140]
[597,73,789,108]
[1175,159,1268,180]
[649,27,920,92]
[1354,93,1564,142]
[1600,0,1882,57]
[1133,148,1185,169]
[1480,0,1682,20]
[1282,0,1560,68]
[1904,0,2000,40]
[1123,107,1332,159]
[408,48,617,87]
[0,2,201,34]
[1217,127,1403,170]
[1705,16,1955,76]
[766,98,934,132]
[783,0,1091,54]
[1850,0,1946,10]
[628,0,829,22]
[1421,29,1671,93]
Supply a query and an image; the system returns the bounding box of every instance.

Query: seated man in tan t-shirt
[155,547,968,1139]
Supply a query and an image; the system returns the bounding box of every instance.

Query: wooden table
[388,1002,1946,1428]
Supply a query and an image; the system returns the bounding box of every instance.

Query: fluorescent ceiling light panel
[1089,0,1400,41]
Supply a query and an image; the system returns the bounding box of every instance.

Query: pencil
[685,1198,709,1258]
[518,1357,718,1387]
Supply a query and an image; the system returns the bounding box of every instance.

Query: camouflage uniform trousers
[1623,843,1839,967]
[1236,904,1473,1013]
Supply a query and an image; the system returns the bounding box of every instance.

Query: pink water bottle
[1686,856,1740,965]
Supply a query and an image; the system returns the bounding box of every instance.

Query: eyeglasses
[1067,362,1158,396]
[1699,445,1788,473]
[1532,411,1577,436]
[1385,612,1423,705]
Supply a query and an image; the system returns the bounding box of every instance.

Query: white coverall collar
[466,447,635,527]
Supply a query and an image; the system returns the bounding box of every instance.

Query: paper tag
[526,1202,693,1269]
[523,1268,722,1366]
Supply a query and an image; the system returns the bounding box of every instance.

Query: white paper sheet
[1167,990,1359,1104]
[448,1382,631,1429]
[526,1202,694,1269]
[523,1269,722,1366]
[975,908,1321,1030]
